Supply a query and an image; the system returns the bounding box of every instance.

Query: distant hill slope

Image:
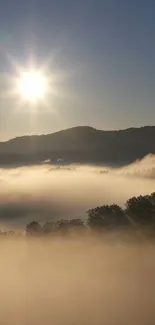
[0,125,155,165]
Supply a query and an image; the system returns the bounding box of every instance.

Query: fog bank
[0,238,155,324]
[0,154,155,228]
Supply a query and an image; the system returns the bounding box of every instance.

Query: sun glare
[18,70,47,101]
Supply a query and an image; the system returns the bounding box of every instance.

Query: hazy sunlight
[18,70,47,101]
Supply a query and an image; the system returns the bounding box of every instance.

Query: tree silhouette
[56,219,70,235]
[125,194,155,226]
[149,192,155,205]
[24,192,155,237]
[69,218,85,233]
[26,221,42,235]
[40,218,85,236]
[42,221,58,235]
[87,204,128,230]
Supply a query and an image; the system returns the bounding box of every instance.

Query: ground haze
[1,237,155,325]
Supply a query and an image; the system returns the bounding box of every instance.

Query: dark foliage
[26,221,42,235]
[24,192,155,237]
[87,204,128,230]
[125,195,155,225]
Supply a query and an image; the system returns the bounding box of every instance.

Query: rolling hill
[0,125,155,165]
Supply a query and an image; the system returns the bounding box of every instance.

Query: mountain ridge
[3,125,155,143]
[0,125,155,165]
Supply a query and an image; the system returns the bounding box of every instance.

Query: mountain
[0,125,155,166]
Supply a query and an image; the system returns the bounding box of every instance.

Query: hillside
[0,125,155,165]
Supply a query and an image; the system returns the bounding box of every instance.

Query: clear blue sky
[0,0,155,139]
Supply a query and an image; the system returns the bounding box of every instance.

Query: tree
[87,204,128,231]
[125,195,155,226]
[56,219,70,235]
[149,192,155,205]
[42,221,58,235]
[41,219,85,236]
[26,221,42,236]
[69,219,85,233]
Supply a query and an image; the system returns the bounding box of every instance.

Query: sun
[18,70,47,101]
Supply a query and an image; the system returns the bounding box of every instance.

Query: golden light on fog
[17,69,47,101]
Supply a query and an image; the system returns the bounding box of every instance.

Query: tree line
[26,192,155,237]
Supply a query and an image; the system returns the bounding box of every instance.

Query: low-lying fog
[1,155,155,324]
[0,154,155,229]
[1,238,155,325]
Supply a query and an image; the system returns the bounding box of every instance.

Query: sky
[0,0,155,139]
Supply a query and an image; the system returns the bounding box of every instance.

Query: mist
[1,237,155,325]
[0,154,155,229]
[1,155,155,324]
